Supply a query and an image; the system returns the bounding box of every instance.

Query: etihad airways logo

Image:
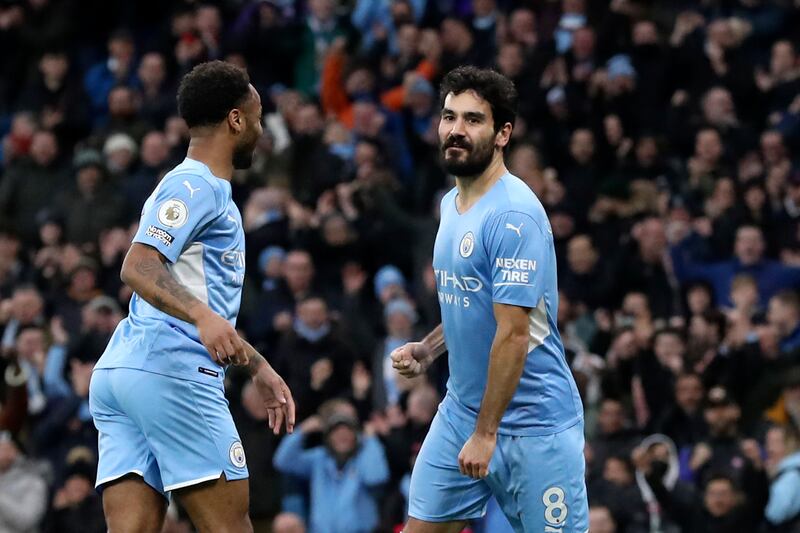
[434,269,483,309]
[433,269,483,292]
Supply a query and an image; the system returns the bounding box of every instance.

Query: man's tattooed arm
[242,339,268,376]
[121,243,208,324]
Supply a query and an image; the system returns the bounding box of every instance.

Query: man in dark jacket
[0,130,67,245]
[273,295,355,421]
[54,150,125,245]
[656,373,709,450]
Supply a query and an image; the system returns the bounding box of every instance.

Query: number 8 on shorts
[543,486,567,531]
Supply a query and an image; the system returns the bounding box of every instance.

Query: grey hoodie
[0,459,47,533]
[634,434,682,533]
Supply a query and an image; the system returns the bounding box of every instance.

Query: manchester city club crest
[459,231,475,258]
[229,441,246,468]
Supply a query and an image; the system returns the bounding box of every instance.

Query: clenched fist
[390,342,433,378]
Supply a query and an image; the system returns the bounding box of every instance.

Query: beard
[232,136,257,170]
[440,134,495,178]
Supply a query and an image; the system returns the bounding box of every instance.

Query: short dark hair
[12,283,39,296]
[698,309,727,335]
[704,472,737,491]
[676,372,702,384]
[439,66,518,133]
[653,327,685,343]
[177,61,251,129]
[14,324,43,341]
[736,223,763,236]
[109,28,134,44]
[297,293,327,307]
[605,453,634,474]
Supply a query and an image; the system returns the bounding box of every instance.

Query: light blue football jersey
[433,173,582,435]
[95,158,245,386]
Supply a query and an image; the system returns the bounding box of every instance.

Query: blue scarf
[294,318,331,343]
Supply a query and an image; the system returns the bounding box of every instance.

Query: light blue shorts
[408,408,588,532]
[89,367,248,495]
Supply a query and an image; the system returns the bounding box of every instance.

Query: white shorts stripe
[163,472,222,492]
[95,469,144,489]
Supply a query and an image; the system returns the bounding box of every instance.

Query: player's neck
[186,136,234,181]
[454,155,507,213]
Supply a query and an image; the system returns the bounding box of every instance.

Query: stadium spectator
[634,327,685,426]
[273,409,389,533]
[30,352,95,483]
[560,233,613,310]
[273,295,355,421]
[378,382,438,488]
[656,372,708,450]
[587,398,640,479]
[235,381,282,531]
[0,431,47,533]
[83,29,137,120]
[589,505,618,533]
[588,453,646,530]
[272,512,307,533]
[12,326,50,415]
[372,298,419,410]
[615,216,677,320]
[689,386,768,498]
[764,419,800,529]
[767,290,800,355]
[121,130,171,219]
[55,149,125,245]
[15,49,90,150]
[135,52,175,129]
[631,434,698,532]
[45,458,105,533]
[0,286,45,353]
[248,249,316,350]
[295,0,353,97]
[670,225,800,308]
[96,89,150,145]
[694,474,758,532]
[0,131,66,245]
[50,258,103,334]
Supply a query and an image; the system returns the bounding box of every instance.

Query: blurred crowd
[1,0,800,531]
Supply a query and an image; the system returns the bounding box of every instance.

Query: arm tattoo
[133,256,161,276]
[131,257,201,323]
[154,270,198,307]
[247,352,267,376]
[241,340,267,376]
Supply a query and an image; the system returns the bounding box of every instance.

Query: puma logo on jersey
[505,222,523,237]
[183,180,201,198]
